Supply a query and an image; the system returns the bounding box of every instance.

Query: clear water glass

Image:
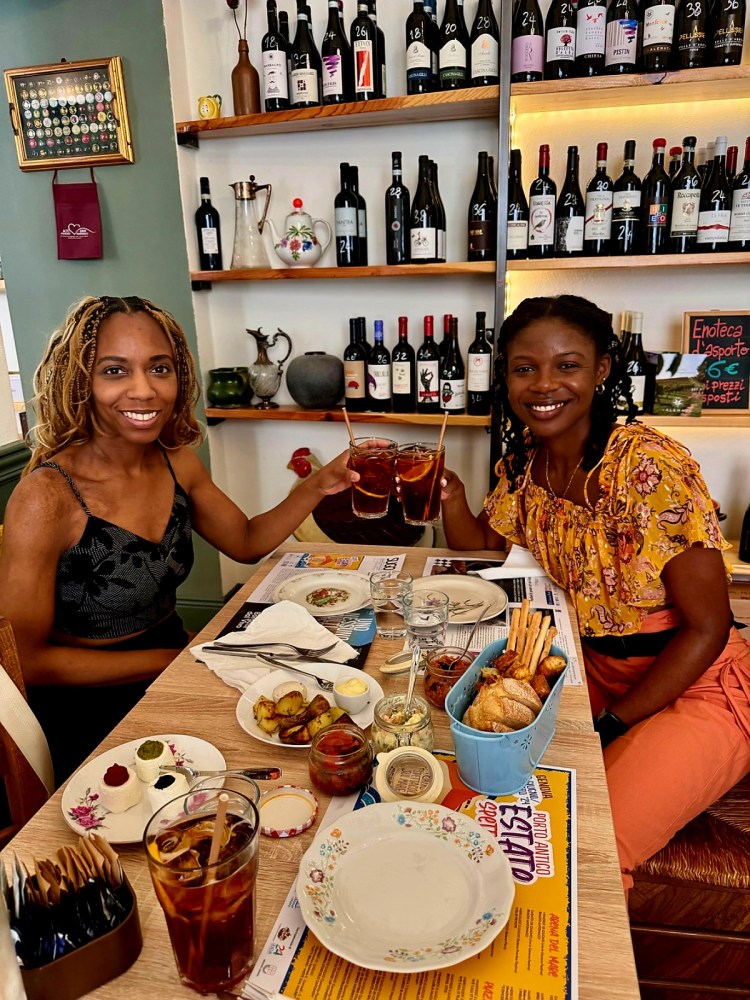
[369,570,413,639]
[403,590,449,649]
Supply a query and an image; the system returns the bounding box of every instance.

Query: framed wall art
[4,56,134,171]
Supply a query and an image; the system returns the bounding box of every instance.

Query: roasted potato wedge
[253,696,277,722]
[278,723,311,745]
[307,694,332,718]
[307,705,346,738]
[275,690,305,716]
[257,714,283,735]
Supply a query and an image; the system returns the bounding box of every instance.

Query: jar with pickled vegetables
[371,694,434,753]
[423,646,475,709]
[308,723,373,796]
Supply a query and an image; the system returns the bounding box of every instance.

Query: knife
[202,644,336,664]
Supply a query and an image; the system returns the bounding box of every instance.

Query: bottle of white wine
[411,155,438,264]
[439,0,470,89]
[470,0,499,85]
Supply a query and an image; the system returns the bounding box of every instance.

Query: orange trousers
[584,610,750,892]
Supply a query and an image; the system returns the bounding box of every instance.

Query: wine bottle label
[696,209,731,243]
[392,362,412,392]
[643,4,675,52]
[358,209,367,237]
[605,18,639,66]
[417,360,440,404]
[440,378,465,411]
[439,39,467,83]
[628,373,646,412]
[368,364,391,400]
[353,40,375,94]
[507,219,529,250]
[713,22,744,53]
[646,200,669,227]
[406,41,432,76]
[467,353,491,391]
[729,189,750,241]
[200,227,219,254]
[529,194,555,246]
[511,35,544,75]
[472,35,499,76]
[468,220,493,253]
[546,25,576,63]
[322,54,344,97]
[670,190,700,236]
[576,5,606,55]
[676,25,706,54]
[613,189,641,219]
[411,227,437,259]
[584,190,613,239]
[335,207,358,236]
[556,215,584,252]
[262,51,289,101]
[290,68,319,104]
[344,360,366,399]
[437,228,446,261]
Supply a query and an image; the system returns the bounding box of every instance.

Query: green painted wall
[0,0,223,623]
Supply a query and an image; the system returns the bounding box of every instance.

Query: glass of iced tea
[144,787,260,994]
[395,442,446,525]
[349,436,397,519]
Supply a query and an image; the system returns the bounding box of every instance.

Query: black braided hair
[493,295,637,490]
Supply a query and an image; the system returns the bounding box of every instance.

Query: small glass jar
[308,723,373,796]
[423,646,476,710]
[371,694,434,754]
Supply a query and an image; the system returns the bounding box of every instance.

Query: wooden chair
[628,773,750,999]
[0,615,50,847]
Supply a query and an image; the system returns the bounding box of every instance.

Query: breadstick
[521,610,542,664]
[507,607,520,650]
[517,599,530,654]
[541,627,557,659]
[529,616,552,675]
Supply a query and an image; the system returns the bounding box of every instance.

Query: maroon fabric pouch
[53,168,103,259]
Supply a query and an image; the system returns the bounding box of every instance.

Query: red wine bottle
[290,0,321,107]
[351,1,377,100]
[696,135,732,251]
[343,316,367,412]
[262,0,290,111]
[335,162,360,267]
[669,145,683,177]
[611,139,642,256]
[605,0,641,74]
[279,9,290,44]
[467,150,497,262]
[406,1,435,94]
[511,0,544,82]
[576,1,607,77]
[392,316,416,412]
[470,0,500,85]
[507,148,529,260]
[430,160,447,262]
[416,315,441,413]
[641,138,671,254]
[555,145,585,257]
[195,177,222,271]
[625,312,647,414]
[711,0,746,65]
[367,320,391,412]
[673,0,708,68]
[439,0,470,90]
[368,1,387,98]
[584,142,614,256]
[669,135,701,254]
[423,0,441,90]
[410,155,438,264]
[545,0,577,79]
[466,311,493,416]
[727,144,739,186]
[350,165,368,265]
[642,1,676,72]
[528,144,557,259]
[322,0,353,104]
[385,152,410,265]
[439,314,452,363]
[439,316,465,414]
[728,136,750,251]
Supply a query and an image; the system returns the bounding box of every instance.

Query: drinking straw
[208,792,230,866]
[342,406,355,446]
[436,409,448,451]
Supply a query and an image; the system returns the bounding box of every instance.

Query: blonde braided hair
[25,295,203,474]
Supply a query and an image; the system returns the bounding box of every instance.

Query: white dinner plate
[297,801,515,972]
[272,570,372,617]
[412,574,508,623]
[236,666,383,748]
[61,734,225,844]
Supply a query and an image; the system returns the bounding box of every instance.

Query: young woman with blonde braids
[0,295,354,781]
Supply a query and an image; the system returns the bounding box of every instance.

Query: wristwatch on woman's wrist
[594,708,629,748]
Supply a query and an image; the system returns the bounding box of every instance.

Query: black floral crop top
[39,454,194,641]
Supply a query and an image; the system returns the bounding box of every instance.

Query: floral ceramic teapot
[267,198,332,267]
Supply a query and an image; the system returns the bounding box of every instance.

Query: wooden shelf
[191,262,495,282]
[508,251,749,272]
[204,405,491,427]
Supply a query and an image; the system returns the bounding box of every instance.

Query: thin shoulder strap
[161,447,178,484]
[37,461,92,515]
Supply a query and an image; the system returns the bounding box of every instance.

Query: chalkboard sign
[682,311,750,412]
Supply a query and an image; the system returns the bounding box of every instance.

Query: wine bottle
[262,0,290,112]
[642,1,676,72]
[411,154,438,264]
[466,310,493,416]
[406,1,435,94]
[430,160,447,262]
[584,142,614,256]
[367,320,391,412]
[576,0,607,77]
[702,139,716,188]
[615,310,632,415]
[468,150,497,262]
[711,0,746,65]
[555,146,585,257]
[439,313,453,363]
[728,136,750,251]
[290,0,322,107]
[669,146,683,177]
[351,1,377,100]
[528,144,557,259]
[696,135,732,251]
[669,135,701,254]
[511,0,544,82]
[343,317,368,412]
[440,317,466,414]
[357,315,371,357]
[385,151,410,264]
[625,312,647,414]
[416,315,441,413]
[488,154,499,201]
[727,144,739,186]
[641,138,671,254]
[279,9,290,44]
[739,502,750,563]
[195,177,222,271]
[322,0,353,104]
[439,0,470,90]
[507,148,530,260]
[392,316,416,412]
[611,139,642,255]
[470,0,500,85]
[350,165,368,265]
[368,1,387,98]
[673,0,708,68]
[335,162,360,267]
[605,0,641,74]
[545,0,577,79]
[423,0,441,89]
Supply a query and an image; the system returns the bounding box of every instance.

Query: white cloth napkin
[191,600,358,694]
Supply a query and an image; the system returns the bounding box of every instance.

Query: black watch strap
[594,708,629,748]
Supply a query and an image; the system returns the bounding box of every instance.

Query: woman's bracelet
[594,708,629,748]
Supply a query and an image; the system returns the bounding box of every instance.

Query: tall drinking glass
[144,786,260,994]
[403,590,450,648]
[369,570,413,639]
[349,437,397,519]
[395,442,446,525]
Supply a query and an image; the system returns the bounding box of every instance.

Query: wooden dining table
[5,543,640,999]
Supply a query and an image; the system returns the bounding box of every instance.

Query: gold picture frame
[4,56,134,171]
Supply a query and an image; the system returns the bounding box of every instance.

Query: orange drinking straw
[342,407,356,446]
[208,792,230,866]
[436,409,448,452]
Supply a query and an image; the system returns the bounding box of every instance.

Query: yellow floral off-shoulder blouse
[484,423,728,637]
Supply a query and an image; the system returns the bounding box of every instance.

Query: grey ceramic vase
[286,352,344,409]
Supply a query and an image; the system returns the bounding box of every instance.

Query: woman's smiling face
[504,317,611,442]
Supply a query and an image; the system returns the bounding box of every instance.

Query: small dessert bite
[99,763,141,813]
[146,772,190,812]
[134,738,175,783]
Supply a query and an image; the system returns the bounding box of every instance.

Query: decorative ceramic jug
[206,367,253,408]
[267,199,332,268]
[246,327,293,408]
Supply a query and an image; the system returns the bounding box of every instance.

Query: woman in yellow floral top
[441,295,750,893]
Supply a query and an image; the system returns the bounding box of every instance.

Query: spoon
[160,765,281,781]
[445,603,492,668]
[404,643,421,716]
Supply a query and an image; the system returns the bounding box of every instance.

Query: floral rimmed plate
[272,570,372,617]
[412,575,508,623]
[296,801,514,972]
[61,734,225,844]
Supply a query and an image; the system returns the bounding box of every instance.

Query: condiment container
[308,723,373,796]
[374,747,449,803]
[423,646,476,710]
[370,694,434,754]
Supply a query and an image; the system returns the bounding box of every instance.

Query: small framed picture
[4,56,134,171]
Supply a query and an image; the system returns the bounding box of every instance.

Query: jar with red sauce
[423,647,476,709]
[308,723,373,796]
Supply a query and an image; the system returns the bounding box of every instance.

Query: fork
[205,639,338,657]
[256,653,335,691]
